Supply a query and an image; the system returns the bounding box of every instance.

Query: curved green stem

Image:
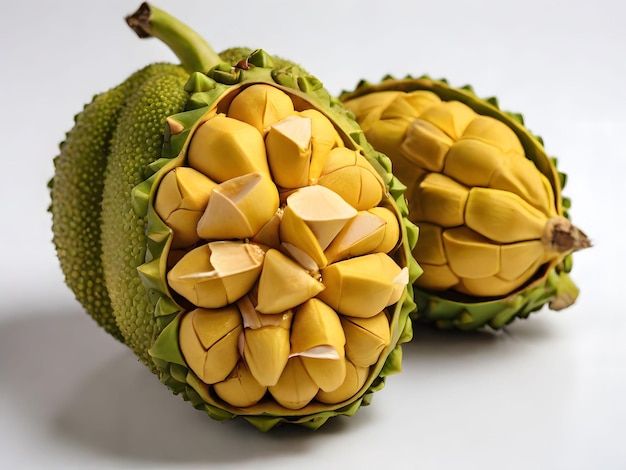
[126,2,223,74]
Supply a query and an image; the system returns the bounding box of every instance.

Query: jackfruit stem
[544,216,591,254]
[126,2,223,74]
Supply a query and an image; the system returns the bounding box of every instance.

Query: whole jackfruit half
[341,76,590,330]
[49,3,419,430]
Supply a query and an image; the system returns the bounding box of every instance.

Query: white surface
[1,0,624,469]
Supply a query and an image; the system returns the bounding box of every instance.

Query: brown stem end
[125,2,153,39]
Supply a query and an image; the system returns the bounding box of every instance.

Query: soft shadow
[0,307,363,464]
[401,315,557,362]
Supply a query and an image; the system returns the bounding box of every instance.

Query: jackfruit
[49,3,420,430]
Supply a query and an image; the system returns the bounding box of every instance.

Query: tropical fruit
[49,3,419,430]
[341,76,589,330]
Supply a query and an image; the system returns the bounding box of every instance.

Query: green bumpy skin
[101,67,189,365]
[49,63,186,341]
[134,51,420,430]
[340,75,584,330]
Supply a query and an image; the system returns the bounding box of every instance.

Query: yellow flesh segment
[300,356,347,393]
[256,249,325,314]
[243,326,291,387]
[443,138,503,187]
[154,168,217,249]
[226,84,295,134]
[265,115,312,188]
[342,91,405,132]
[412,173,469,227]
[365,118,413,161]
[187,114,269,182]
[192,305,242,349]
[155,167,216,218]
[341,312,390,367]
[167,242,264,308]
[419,100,476,140]
[414,223,447,265]
[251,213,281,248]
[179,309,241,384]
[196,172,279,240]
[269,357,319,410]
[367,207,401,253]
[179,311,208,382]
[162,210,204,249]
[461,115,525,155]
[456,259,542,297]
[297,108,344,182]
[318,165,384,211]
[442,227,500,279]
[403,90,442,114]
[489,155,554,214]
[465,188,548,243]
[212,361,267,408]
[400,119,454,172]
[414,262,459,291]
[203,328,243,384]
[499,240,546,281]
[290,299,345,357]
[318,253,404,318]
[324,211,387,264]
[315,360,369,404]
[279,205,328,269]
[286,185,357,250]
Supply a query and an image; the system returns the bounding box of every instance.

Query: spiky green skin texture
[219,47,310,75]
[341,75,579,330]
[101,66,188,366]
[50,63,185,341]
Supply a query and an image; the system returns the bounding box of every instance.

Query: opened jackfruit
[49,3,419,430]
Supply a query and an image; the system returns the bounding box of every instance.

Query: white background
[1,1,624,469]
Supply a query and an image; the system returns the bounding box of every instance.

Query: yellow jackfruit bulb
[297,108,344,182]
[290,299,347,392]
[154,167,217,249]
[187,114,270,182]
[324,210,388,264]
[196,171,279,240]
[315,360,370,404]
[256,249,325,314]
[238,295,292,387]
[419,100,476,140]
[167,241,265,308]
[227,83,295,134]
[465,187,548,243]
[317,147,385,210]
[410,173,469,228]
[179,307,242,384]
[213,361,268,408]
[268,357,319,410]
[283,185,358,251]
[265,115,312,188]
[368,206,401,253]
[318,253,408,318]
[341,311,391,367]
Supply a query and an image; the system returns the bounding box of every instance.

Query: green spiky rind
[138,51,420,430]
[417,268,578,330]
[218,47,310,76]
[340,75,577,330]
[49,63,187,342]
[101,65,189,368]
